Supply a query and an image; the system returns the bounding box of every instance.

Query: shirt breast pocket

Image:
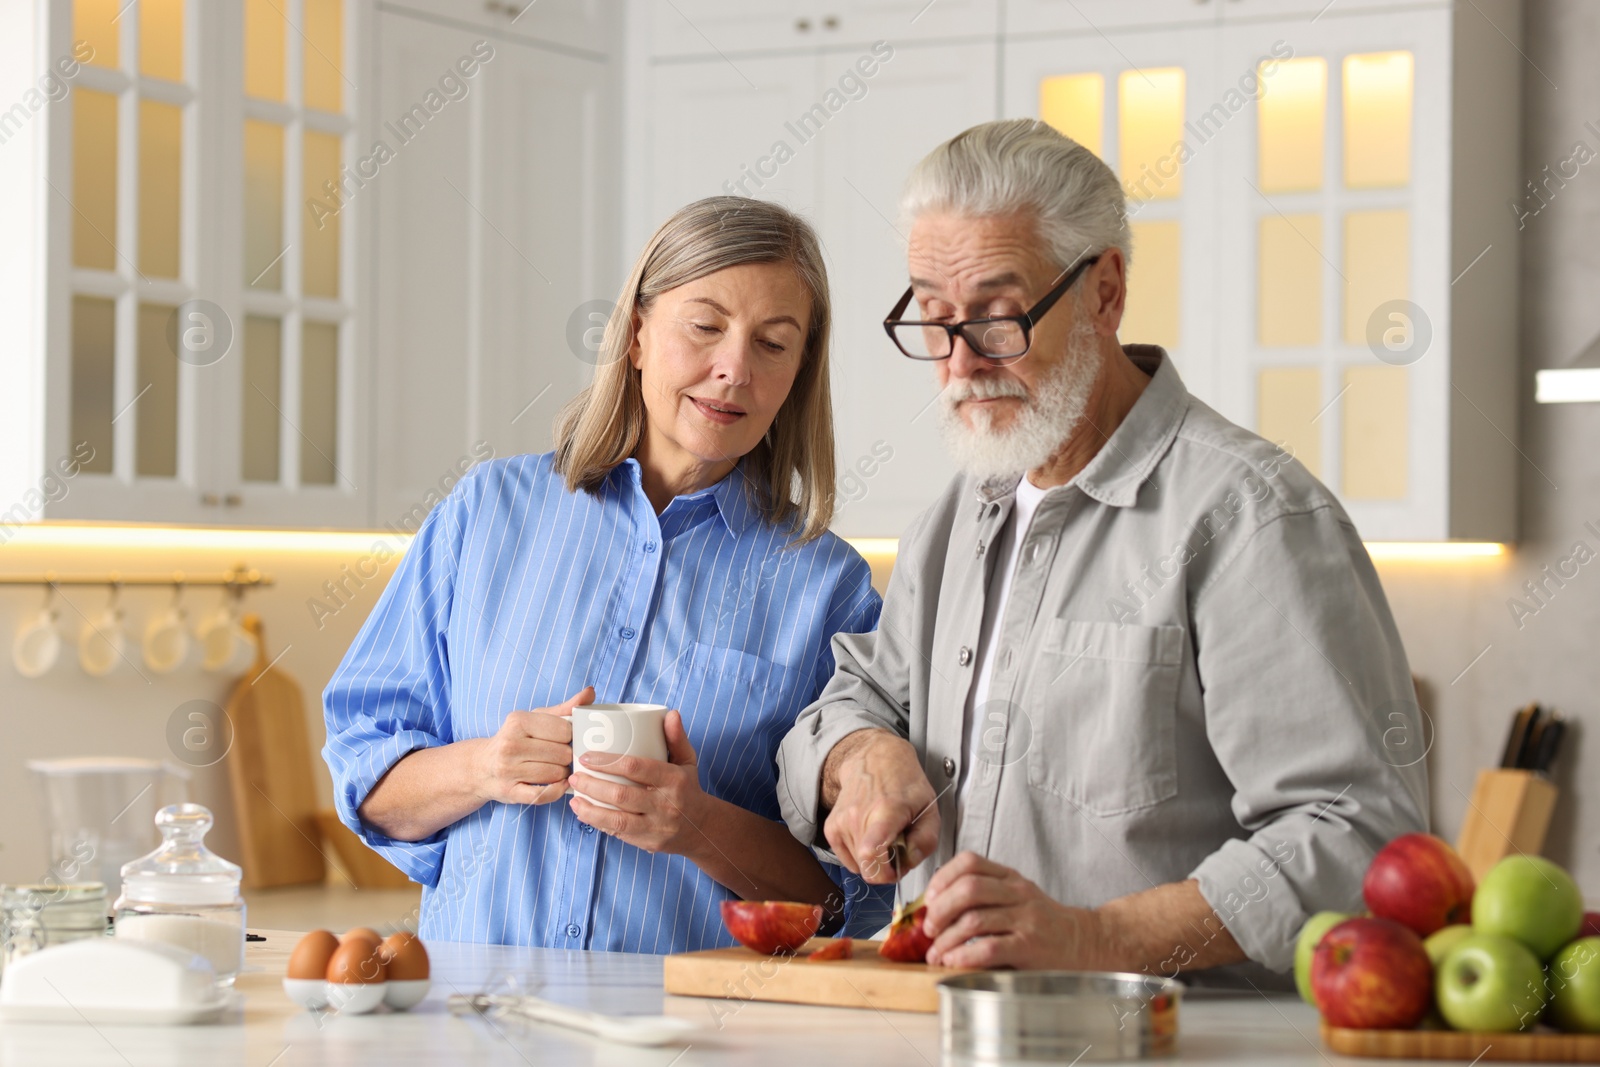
[1025,619,1185,818]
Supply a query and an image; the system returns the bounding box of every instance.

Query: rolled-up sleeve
[798,573,898,936]
[1189,505,1429,972]
[321,481,470,887]
[777,515,929,853]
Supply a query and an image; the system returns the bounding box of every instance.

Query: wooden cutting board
[1322,1023,1600,1062]
[224,614,326,889]
[663,938,976,1013]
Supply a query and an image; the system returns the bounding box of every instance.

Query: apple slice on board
[807,939,853,962]
[879,896,935,963]
[719,901,823,956]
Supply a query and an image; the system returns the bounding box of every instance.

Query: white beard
[937,315,1101,481]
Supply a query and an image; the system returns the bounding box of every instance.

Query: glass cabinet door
[1215,10,1449,539]
[60,0,199,517]
[1003,23,1222,406]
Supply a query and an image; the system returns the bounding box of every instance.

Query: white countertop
[0,930,1505,1066]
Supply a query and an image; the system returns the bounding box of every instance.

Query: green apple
[1548,936,1600,1032]
[1472,856,1584,960]
[1294,911,1351,1004]
[1425,923,1473,967]
[1435,932,1547,1032]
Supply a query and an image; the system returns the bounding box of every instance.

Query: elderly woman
[323,197,890,950]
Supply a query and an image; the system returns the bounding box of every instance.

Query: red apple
[1362,833,1475,937]
[1581,912,1600,939]
[807,938,853,962]
[720,901,823,956]
[878,899,935,963]
[1311,917,1434,1030]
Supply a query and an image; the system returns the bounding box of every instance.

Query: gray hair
[899,118,1132,274]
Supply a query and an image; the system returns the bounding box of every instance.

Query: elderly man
[777,119,1428,986]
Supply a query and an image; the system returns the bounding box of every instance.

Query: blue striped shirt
[322,451,892,951]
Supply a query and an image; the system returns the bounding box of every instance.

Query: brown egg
[327,936,387,984]
[380,932,430,981]
[287,930,340,981]
[343,926,383,945]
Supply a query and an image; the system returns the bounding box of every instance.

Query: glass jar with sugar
[113,804,245,985]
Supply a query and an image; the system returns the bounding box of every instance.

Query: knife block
[1453,768,1558,883]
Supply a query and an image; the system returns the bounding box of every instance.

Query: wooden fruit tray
[1322,1023,1600,1062]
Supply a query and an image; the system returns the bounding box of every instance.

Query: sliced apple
[807,938,853,962]
[719,900,823,956]
[878,897,935,963]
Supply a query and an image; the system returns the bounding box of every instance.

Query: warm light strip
[0,523,412,553]
[843,538,900,557]
[1535,368,1600,404]
[1363,542,1508,561]
[2,526,1507,564]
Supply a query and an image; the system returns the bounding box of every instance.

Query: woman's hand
[470,685,592,806]
[567,710,712,855]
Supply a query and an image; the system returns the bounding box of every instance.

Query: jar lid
[117,804,241,906]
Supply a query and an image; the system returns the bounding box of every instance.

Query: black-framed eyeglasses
[882,253,1102,365]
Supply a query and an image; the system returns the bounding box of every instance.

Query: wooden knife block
[1453,768,1558,882]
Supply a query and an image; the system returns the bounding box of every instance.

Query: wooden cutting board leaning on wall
[224,615,326,889]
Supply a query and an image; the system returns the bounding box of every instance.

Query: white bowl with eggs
[283,927,430,1014]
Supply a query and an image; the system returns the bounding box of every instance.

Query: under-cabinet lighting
[1363,542,1508,562]
[1,526,1508,566]
[1535,368,1600,404]
[0,523,410,554]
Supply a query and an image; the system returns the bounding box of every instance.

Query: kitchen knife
[1500,703,1540,768]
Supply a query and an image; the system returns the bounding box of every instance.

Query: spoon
[449,992,698,1046]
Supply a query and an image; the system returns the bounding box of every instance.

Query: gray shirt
[777,346,1428,984]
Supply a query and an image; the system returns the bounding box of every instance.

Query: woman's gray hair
[899,118,1132,274]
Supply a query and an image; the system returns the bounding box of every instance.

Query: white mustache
[941,376,1030,407]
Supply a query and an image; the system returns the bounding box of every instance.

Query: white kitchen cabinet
[0,0,618,530]
[648,0,997,59]
[819,43,1001,538]
[1005,0,1218,36]
[12,0,373,527]
[629,34,999,539]
[1000,0,1521,541]
[385,0,613,53]
[370,6,620,528]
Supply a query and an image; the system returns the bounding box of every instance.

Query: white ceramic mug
[142,604,190,674]
[569,703,669,811]
[78,606,126,677]
[196,606,256,675]
[12,606,62,678]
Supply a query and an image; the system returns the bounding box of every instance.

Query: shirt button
[582,824,595,834]
[644,541,657,553]
[620,626,636,640]
[958,646,972,666]
[942,756,956,779]
[1003,649,1014,669]
[566,924,582,938]
[1024,541,1042,565]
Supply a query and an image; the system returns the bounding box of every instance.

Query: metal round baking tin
[937,971,1182,1063]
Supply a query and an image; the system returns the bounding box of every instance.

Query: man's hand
[567,710,713,855]
[821,729,939,884]
[922,852,1109,969]
[470,685,592,806]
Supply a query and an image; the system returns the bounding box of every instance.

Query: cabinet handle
[795,18,812,31]
[223,494,242,507]
[200,492,218,506]
[823,15,839,29]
